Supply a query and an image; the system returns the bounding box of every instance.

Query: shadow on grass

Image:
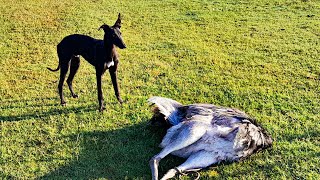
[39,122,277,179]
[40,122,184,179]
[0,97,97,122]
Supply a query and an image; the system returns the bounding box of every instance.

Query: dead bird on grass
[148,96,273,180]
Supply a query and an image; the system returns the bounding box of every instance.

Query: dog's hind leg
[149,121,208,180]
[58,60,69,105]
[161,151,218,180]
[67,55,80,98]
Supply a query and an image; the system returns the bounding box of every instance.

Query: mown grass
[0,0,319,179]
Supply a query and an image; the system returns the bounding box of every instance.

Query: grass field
[0,0,319,179]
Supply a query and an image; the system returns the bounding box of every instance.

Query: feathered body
[148,96,272,180]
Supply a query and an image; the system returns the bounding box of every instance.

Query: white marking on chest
[106,60,114,68]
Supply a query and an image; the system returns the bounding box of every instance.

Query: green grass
[0,0,319,179]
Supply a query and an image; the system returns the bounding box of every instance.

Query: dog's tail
[47,64,60,72]
[148,96,183,125]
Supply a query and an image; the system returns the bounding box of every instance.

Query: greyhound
[47,14,126,111]
[148,96,273,180]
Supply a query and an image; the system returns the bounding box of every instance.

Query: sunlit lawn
[0,0,319,179]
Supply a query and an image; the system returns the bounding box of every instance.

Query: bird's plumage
[148,96,272,180]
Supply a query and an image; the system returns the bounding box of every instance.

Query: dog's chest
[105,60,114,68]
[94,41,116,69]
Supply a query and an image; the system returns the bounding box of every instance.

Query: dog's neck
[103,38,114,52]
[103,36,115,60]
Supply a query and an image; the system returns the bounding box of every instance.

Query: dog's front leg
[109,62,123,104]
[96,69,106,111]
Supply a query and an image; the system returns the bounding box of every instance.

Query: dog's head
[99,13,126,49]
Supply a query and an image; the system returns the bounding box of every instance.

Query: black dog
[48,13,126,111]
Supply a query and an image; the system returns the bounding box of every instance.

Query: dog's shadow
[0,97,97,122]
[40,122,184,179]
[1,97,184,179]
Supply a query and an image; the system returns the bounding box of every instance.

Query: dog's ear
[113,13,122,29]
[98,24,110,31]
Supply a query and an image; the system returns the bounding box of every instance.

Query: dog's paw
[117,97,124,104]
[61,101,67,106]
[99,106,107,112]
[72,94,79,98]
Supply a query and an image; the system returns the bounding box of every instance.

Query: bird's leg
[150,121,207,180]
[161,151,219,180]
